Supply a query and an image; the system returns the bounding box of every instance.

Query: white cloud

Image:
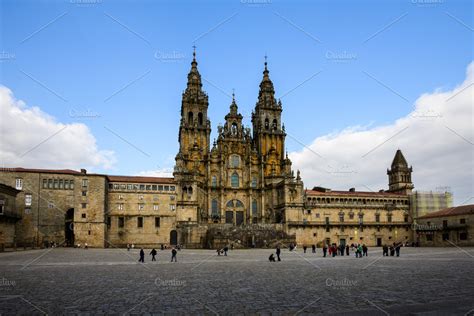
[0,86,116,171]
[290,62,474,206]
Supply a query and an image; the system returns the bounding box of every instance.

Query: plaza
[0,247,473,315]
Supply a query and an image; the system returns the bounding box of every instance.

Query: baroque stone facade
[0,52,418,248]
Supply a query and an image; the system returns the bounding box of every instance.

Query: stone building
[0,52,419,248]
[415,204,474,246]
[410,190,453,218]
[0,183,21,248]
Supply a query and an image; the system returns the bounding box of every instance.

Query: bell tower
[251,57,286,177]
[387,149,414,194]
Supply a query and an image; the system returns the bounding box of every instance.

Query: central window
[231,172,239,188]
[230,155,240,168]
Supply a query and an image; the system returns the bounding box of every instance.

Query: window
[460,232,467,240]
[272,119,277,130]
[443,220,448,228]
[387,214,392,223]
[59,180,64,189]
[82,191,87,196]
[137,217,143,228]
[460,218,466,224]
[155,217,161,228]
[65,180,69,190]
[138,204,144,211]
[211,199,219,217]
[42,179,47,189]
[15,178,23,190]
[107,216,111,227]
[211,176,217,188]
[358,214,364,225]
[349,213,354,220]
[404,214,409,222]
[139,185,145,190]
[82,179,88,187]
[231,155,240,168]
[170,195,175,201]
[152,185,157,191]
[153,204,159,211]
[375,214,380,223]
[426,234,433,241]
[339,212,344,222]
[118,204,123,210]
[70,180,74,190]
[231,172,239,188]
[146,185,151,190]
[198,112,203,125]
[54,179,59,189]
[265,118,269,130]
[158,185,163,191]
[188,111,193,125]
[170,204,176,211]
[118,217,124,228]
[326,226,330,232]
[25,194,32,206]
[325,217,330,225]
[48,202,54,209]
[251,177,257,188]
[252,200,258,217]
[114,184,120,190]
[164,186,170,191]
[127,184,133,190]
[118,194,123,199]
[82,203,87,209]
[48,179,53,189]
[81,213,86,218]
[170,186,175,191]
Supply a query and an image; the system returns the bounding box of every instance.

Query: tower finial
[232,88,235,101]
[264,53,268,70]
[192,45,196,61]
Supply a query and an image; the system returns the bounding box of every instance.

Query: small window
[82,179,88,187]
[146,185,151,190]
[231,155,240,168]
[155,217,160,228]
[211,199,219,216]
[139,184,145,190]
[81,213,86,218]
[137,217,143,228]
[48,202,54,209]
[138,204,144,210]
[170,186,175,191]
[251,177,257,188]
[170,195,175,201]
[460,218,466,224]
[387,214,392,223]
[15,178,23,190]
[459,232,467,240]
[170,204,176,211]
[82,191,87,196]
[48,179,53,189]
[42,179,48,189]
[25,194,32,206]
[152,185,157,191]
[107,216,111,227]
[252,200,258,217]
[211,176,217,188]
[54,179,59,189]
[231,172,239,188]
[158,185,163,191]
[153,204,159,211]
[70,180,74,190]
[375,214,380,222]
[114,184,120,190]
[325,217,330,225]
[118,217,124,228]
[82,203,87,208]
[164,186,170,191]
[64,180,69,190]
[118,204,123,210]
[339,213,344,222]
[127,184,133,190]
[59,180,64,189]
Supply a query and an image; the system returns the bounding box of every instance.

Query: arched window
[188,112,193,125]
[231,155,240,168]
[264,118,269,130]
[252,200,258,216]
[231,122,238,135]
[226,200,234,208]
[211,199,219,216]
[198,112,203,126]
[187,186,193,196]
[231,173,239,188]
[235,200,244,207]
[211,176,217,187]
[272,119,277,130]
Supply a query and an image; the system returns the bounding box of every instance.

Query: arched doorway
[170,230,178,245]
[225,199,245,225]
[65,208,74,247]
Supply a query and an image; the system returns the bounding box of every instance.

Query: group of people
[137,247,179,263]
[382,243,402,257]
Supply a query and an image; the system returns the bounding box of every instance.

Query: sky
[0,0,472,205]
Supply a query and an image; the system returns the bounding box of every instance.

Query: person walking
[223,246,228,256]
[312,244,316,253]
[150,248,157,261]
[127,243,130,251]
[382,244,388,256]
[357,244,363,258]
[171,248,177,262]
[362,244,368,257]
[395,243,401,257]
[303,245,307,253]
[276,245,281,261]
[139,248,145,263]
[323,244,327,257]
[345,245,349,256]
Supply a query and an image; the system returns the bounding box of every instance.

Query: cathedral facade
[0,52,415,249]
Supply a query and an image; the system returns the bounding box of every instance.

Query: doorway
[376,238,382,247]
[65,208,74,247]
[170,230,178,245]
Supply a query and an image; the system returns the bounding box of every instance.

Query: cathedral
[0,51,415,249]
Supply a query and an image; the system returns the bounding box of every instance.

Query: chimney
[349,188,355,192]
[81,169,87,174]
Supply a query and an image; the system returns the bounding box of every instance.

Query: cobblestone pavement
[0,247,473,315]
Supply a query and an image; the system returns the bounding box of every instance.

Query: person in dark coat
[362,244,368,257]
[395,243,401,257]
[383,245,389,256]
[345,245,349,256]
[150,248,157,261]
[340,244,345,256]
[323,244,327,257]
[303,245,307,253]
[139,248,145,263]
[223,246,228,256]
[312,244,316,253]
[276,245,281,261]
[171,248,177,262]
[390,245,395,256]
[269,253,276,262]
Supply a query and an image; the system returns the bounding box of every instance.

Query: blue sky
[1,0,473,202]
